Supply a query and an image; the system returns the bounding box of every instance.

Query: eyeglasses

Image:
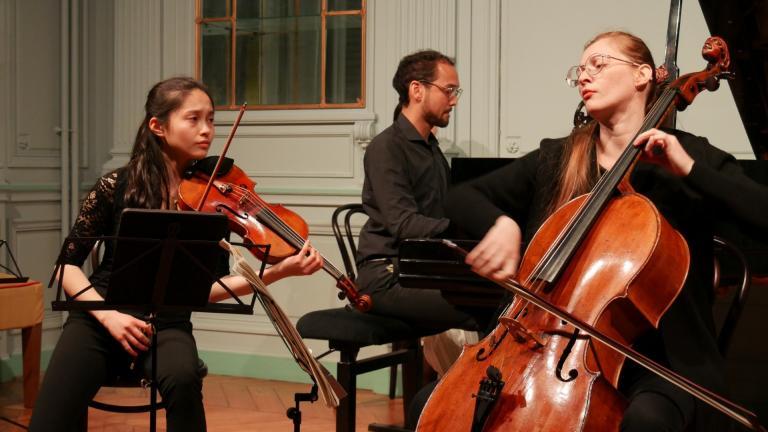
[419,80,463,99]
[565,54,641,87]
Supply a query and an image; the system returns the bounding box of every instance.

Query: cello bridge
[499,317,545,348]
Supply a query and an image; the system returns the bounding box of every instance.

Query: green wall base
[0,350,400,396]
[0,351,53,384]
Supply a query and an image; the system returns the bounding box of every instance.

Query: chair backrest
[90,240,104,273]
[331,203,367,281]
[712,235,752,356]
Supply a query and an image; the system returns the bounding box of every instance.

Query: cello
[177,105,372,312]
[417,37,765,431]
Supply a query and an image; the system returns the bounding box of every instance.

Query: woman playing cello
[29,77,323,431]
[441,31,768,431]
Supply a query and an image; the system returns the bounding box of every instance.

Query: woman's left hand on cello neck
[633,128,695,177]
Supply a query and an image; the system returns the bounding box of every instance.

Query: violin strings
[216,183,345,279]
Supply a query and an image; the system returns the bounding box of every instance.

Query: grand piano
[699,0,768,160]
[400,0,768,295]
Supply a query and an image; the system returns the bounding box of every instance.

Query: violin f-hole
[215,203,249,221]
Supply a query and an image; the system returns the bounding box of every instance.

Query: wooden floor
[0,375,403,431]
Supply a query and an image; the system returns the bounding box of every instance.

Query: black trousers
[357,260,480,331]
[29,311,205,432]
[620,372,695,432]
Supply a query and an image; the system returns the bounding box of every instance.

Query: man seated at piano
[442,31,768,431]
[356,49,481,332]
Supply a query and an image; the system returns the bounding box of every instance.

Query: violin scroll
[671,36,734,111]
[337,276,372,312]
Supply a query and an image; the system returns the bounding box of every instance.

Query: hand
[633,128,695,177]
[272,240,324,278]
[97,311,152,357]
[466,216,523,283]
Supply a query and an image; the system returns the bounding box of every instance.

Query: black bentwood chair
[296,204,437,432]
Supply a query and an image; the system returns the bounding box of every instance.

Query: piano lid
[699,0,768,159]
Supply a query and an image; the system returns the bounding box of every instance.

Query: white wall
[497,0,750,159]
[0,0,67,362]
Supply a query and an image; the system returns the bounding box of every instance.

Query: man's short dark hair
[392,50,455,121]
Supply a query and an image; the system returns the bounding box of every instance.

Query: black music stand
[0,239,28,283]
[51,209,269,432]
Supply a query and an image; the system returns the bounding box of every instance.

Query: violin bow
[195,103,248,211]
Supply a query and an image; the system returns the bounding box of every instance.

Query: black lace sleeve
[60,171,119,267]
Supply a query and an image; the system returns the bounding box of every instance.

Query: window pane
[201,21,231,106]
[328,0,361,11]
[326,15,362,104]
[202,0,228,18]
[235,6,321,105]
[237,0,320,19]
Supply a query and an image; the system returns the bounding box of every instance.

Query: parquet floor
[0,374,403,431]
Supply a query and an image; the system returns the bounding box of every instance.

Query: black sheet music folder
[398,238,504,308]
[104,209,230,311]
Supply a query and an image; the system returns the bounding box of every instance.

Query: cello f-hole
[476,329,510,361]
[555,329,580,383]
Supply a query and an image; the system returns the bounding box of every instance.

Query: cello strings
[517,88,677,315]
[500,90,678,352]
[528,87,676,284]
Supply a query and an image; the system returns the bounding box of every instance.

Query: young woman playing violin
[443,31,768,431]
[29,77,323,432]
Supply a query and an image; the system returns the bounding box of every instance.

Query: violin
[177,106,372,312]
[417,37,765,432]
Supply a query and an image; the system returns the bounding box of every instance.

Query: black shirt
[357,114,451,264]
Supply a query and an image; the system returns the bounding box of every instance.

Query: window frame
[194,0,367,110]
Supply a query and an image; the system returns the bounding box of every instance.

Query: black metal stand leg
[149,316,158,432]
[337,348,359,432]
[286,384,318,432]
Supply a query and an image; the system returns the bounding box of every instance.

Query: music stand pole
[149,314,159,431]
[145,226,180,432]
[286,384,318,432]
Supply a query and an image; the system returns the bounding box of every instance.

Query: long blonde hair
[548,31,658,215]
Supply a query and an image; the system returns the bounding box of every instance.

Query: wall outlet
[503,135,521,155]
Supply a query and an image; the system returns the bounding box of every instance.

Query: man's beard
[426,110,450,128]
